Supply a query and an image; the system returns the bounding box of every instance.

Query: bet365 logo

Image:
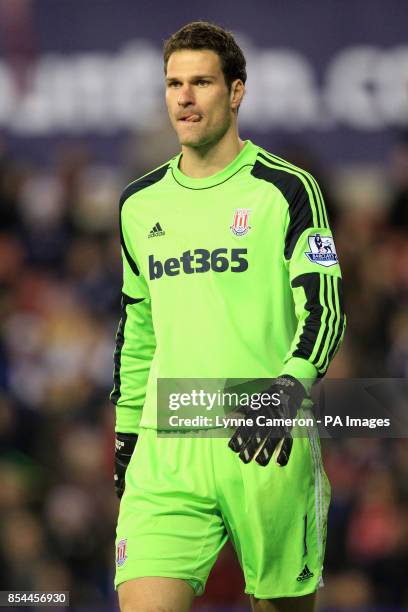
[149,248,248,280]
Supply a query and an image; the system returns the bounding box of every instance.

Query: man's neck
[179,131,245,179]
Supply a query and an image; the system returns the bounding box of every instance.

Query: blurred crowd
[0,129,407,611]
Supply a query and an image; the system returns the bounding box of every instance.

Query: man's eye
[168,82,181,88]
[197,80,209,86]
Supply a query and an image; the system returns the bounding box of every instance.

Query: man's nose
[177,85,194,106]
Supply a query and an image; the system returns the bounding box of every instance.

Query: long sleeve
[280,178,346,389]
[110,200,156,434]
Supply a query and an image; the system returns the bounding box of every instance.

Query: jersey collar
[170,139,257,189]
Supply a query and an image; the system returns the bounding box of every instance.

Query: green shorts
[115,425,330,599]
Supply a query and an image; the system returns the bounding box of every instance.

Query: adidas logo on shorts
[296,564,314,582]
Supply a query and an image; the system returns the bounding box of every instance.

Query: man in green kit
[111,21,346,612]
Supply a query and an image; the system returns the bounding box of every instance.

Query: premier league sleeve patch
[116,538,128,567]
[305,234,338,267]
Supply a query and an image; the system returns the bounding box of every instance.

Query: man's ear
[230,79,245,111]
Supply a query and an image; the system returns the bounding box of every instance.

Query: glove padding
[228,375,306,467]
[114,433,138,499]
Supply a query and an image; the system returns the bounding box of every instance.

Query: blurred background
[0,1,407,610]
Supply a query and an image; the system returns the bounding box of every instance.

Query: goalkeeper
[111,20,346,612]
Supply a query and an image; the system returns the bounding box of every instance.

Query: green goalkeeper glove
[114,433,138,499]
[228,375,306,467]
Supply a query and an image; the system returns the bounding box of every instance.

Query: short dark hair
[163,21,247,90]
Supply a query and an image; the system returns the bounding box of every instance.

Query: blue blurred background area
[0,1,407,610]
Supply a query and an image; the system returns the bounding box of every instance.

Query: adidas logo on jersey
[296,564,314,582]
[148,222,165,238]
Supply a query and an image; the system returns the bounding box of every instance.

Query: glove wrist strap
[276,374,306,404]
[115,433,138,457]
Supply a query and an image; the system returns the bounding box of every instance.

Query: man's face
[165,49,234,148]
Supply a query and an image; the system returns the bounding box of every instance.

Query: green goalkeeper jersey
[111,140,346,433]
